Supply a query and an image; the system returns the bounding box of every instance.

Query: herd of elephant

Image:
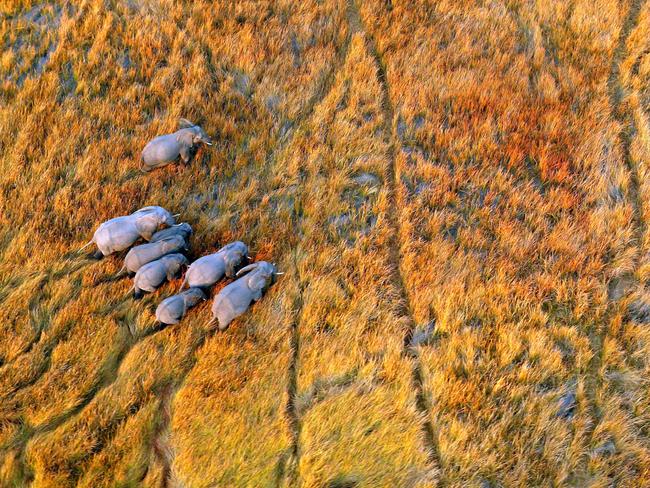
[79,120,282,329]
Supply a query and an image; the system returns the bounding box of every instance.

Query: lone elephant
[140,118,212,172]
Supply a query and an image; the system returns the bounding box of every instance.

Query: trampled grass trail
[346,0,444,477]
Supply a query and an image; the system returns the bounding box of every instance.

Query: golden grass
[281,33,430,486]
[358,0,650,484]
[1,0,650,486]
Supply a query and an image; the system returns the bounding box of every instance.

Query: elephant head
[178,118,212,146]
[151,222,193,243]
[132,206,177,240]
[182,287,208,308]
[160,253,189,280]
[219,241,249,278]
[235,261,279,299]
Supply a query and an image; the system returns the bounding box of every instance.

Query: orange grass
[2,0,650,486]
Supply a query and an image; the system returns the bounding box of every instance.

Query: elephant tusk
[205,142,213,146]
[236,263,258,276]
[125,284,135,299]
[172,213,181,218]
[78,240,94,251]
[275,272,285,275]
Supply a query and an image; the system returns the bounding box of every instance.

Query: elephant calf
[155,287,207,325]
[181,241,249,290]
[140,118,212,172]
[151,222,193,243]
[123,235,188,274]
[82,206,177,259]
[132,253,188,299]
[209,261,280,330]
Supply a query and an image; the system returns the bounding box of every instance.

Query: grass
[1,0,650,486]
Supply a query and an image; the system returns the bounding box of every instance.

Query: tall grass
[1,0,649,486]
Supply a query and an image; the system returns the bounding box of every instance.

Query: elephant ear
[166,262,183,281]
[178,118,195,129]
[184,288,206,307]
[134,213,159,240]
[176,129,193,146]
[224,251,242,279]
[247,272,267,301]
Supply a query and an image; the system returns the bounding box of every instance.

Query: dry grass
[1,0,650,486]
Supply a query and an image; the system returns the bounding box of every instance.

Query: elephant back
[151,223,192,242]
[211,281,251,330]
[186,253,226,288]
[94,217,140,255]
[134,260,168,292]
[155,294,185,324]
[125,236,185,273]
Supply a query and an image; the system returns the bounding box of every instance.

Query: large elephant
[132,253,188,299]
[181,241,249,290]
[208,261,280,330]
[82,206,177,259]
[123,235,188,274]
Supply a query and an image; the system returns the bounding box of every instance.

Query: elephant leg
[180,146,192,165]
[181,145,200,165]
[91,249,105,260]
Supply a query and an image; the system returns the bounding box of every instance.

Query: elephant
[208,261,281,331]
[123,235,188,274]
[180,241,249,290]
[140,118,213,172]
[81,206,177,259]
[132,253,188,299]
[151,222,193,243]
[155,287,207,325]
